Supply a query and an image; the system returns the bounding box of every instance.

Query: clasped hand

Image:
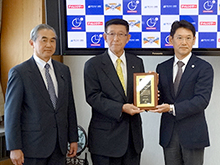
[122,103,145,116]
[148,104,170,113]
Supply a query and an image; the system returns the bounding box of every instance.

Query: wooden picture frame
[134,72,158,110]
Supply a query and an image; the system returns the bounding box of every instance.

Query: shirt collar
[33,54,53,71]
[174,52,192,67]
[108,49,126,65]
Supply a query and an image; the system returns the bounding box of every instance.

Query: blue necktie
[45,63,57,109]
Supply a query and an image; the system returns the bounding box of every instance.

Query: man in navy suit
[4,24,78,165]
[84,19,145,165]
[153,20,214,165]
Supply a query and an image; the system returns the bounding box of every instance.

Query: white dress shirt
[33,54,58,97]
[171,53,192,116]
[108,49,127,94]
[173,53,192,82]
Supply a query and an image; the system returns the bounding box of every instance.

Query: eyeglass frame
[105,32,129,38]
[173,36,195,42]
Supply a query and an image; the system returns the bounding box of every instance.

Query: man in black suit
[153,20,214,165]
[84,19,145,165]
[4,24,78,165]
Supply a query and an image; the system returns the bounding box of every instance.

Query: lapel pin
[192,65,195,68]
[132,66,135,69]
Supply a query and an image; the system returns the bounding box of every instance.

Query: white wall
[64,55,220,165]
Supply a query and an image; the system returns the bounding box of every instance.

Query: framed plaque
[134,72,158,110]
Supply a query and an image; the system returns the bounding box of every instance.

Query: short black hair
[170,20,196,37]
[105,18,129,33]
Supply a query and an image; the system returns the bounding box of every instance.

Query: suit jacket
[84,51,144,157]
[156,54,213,149]
[4,56,78,158]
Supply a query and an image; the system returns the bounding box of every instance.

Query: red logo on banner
[200,21,216,26]
[87,22,103,26]
[68,5,84,9]
[181,4,197,9]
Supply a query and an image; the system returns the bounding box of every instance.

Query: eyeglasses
[175,36,194,42]
[106,32,129,38]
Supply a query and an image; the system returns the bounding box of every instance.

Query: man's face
[29,29,56,62]
[169,27,196,60]
[103,24,131,57]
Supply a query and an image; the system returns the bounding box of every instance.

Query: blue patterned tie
[45,63,57,109]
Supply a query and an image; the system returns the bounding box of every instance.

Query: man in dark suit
[153,20,214,165]
[4,24,78,165]
[84,19,145,165]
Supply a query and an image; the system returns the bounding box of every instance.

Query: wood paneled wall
[1,0,44,93]
[0,0,44,163]
[0,1,63,163]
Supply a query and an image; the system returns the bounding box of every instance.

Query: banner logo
[127,1,139,11]
[128,20,141,28]
[181,4,197,9]
[146,17,159,28]
[203,0,215,12]
[72,18,84,29]
[91,34,102,45]
[200,21,216,25]
[143,37,159,45]
[105,3,121,11]
[87,22,103,26]
[68,5,84,9]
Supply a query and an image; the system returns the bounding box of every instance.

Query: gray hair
[30,24,57,41]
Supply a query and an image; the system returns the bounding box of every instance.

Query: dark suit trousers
[91,129,141,165]
[163,125,204,165]
[23,141,66,165]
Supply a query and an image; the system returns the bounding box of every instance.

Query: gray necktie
[174,61,185,95]
[45,63,57,109]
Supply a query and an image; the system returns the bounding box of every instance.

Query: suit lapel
[167,58,175,98]
[52,60,65,110]
[101,52,127,100]
[177,55,197,96]
[126,53,138,101]
[27,57,54,109]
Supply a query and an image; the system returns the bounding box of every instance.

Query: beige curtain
[0,0,4,120]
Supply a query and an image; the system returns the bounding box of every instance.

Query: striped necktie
[45,63,57,109]
[116,58,126,92]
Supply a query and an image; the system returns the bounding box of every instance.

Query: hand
[149,104,170,113]
[10,149,24,165]
[157,90,160,101]
[67,142,78,157]
[122,104,145,116]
